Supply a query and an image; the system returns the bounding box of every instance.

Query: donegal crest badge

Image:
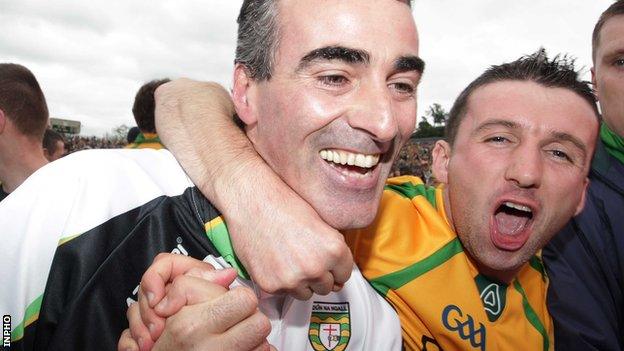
[308,301,351,351]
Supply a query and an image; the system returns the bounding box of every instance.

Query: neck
[475,263,517,284]
[600,122,624,165]
[0,139,48,192]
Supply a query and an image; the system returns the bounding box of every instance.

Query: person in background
[42,128,67,161]
[126,79,170,149]
[544,2,624,350]
[0,63,49,202]
[127,126,140,144]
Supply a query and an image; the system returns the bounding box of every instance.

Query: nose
[505,146,543,189]
[346,82,399,142]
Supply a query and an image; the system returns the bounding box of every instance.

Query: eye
[318,75,348,87]
[615,58,624,67]
[390,82,416,96]
[484,136,509,144]
[548,149,572,162]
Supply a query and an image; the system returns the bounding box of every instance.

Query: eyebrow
[602,48,624,62]
[474,119,519,134]
[550,131,588,162]
[394,55,425,74]
[297,46,370,72]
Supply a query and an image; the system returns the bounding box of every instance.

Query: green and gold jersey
[125,132,165,150]
[347,176,553,351]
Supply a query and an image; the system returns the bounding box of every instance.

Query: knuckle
[261,280,281,295]
[279,278,300,293]
[232,286,259,310]
[254,312,272,338]
[301,264,324,280]
[168,275,190,300]
[253,271,283,294]
[171,274,190,288]
[325,237,348,257]
[153,252,171,263]
[300,290,313,301]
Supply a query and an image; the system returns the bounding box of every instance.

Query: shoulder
[0,149,197,336]
[363,175,452,241]
[384,175,435,203]
[0,148,196,271]
[347,176,457,281]
[30,149,189,196]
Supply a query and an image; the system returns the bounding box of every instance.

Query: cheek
[397,106,418,139]
[542,174,585,219]
[451,147,498,180]
[598,76,624,105]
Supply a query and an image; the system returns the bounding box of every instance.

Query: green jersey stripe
[369,238,463,295]
[384,181,437,207]
[528,256,546,281]
[11,294,43,341]
[513,280,550,351]
[204,217,250,279]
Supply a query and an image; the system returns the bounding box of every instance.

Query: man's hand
[155,79,354,299]
[224,187,353,300]
[118,253,274,351]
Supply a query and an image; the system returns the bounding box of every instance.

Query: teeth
[347,153,355,165]
[319,149,381,169]
[355,154,365,167]
[339,152,347,165]
[504,201,532,213]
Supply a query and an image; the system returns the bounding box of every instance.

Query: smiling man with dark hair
[0,1,420,350]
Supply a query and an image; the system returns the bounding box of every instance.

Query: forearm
[154,79,294,211]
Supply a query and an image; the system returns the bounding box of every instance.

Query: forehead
[597,14,624,56]
[275,0,418,64]
[461,81,597,142]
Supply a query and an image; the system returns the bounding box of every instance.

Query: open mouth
[319,149,380,176]
[491,201,534,251]
[494,202,533,235]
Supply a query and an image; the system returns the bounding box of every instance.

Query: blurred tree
[111,124,130,141]
[414,116,444,138]
[426,103,448,126]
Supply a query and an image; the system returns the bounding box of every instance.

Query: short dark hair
[132,78,171,133]
[43,128,65,152]
[592,0,624,62]
[445,49,599,146]
[0,63,49,140]
[235,0,412,81]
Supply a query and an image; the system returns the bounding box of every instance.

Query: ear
[231,64,258,126]
[432,140,452,184]
[591,67,599,101]
[0,109,6,135]
[574,178,590,216]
